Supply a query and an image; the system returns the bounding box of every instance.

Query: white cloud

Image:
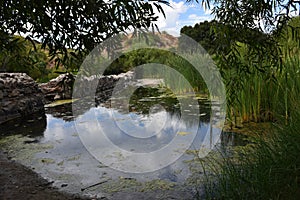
[154,0,189,35]
[187,13,213,22]
[154,1,213,36]
[156,1,188,28]
[174,14,213,35]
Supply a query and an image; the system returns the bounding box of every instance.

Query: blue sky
[155,0,214,36]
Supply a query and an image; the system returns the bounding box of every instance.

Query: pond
[0,87,241,199]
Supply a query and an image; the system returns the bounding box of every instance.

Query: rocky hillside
[122,31,178,49]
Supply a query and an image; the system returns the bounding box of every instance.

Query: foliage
[185,1,299,124]
[181,0,299,125]
[277,16,300,57]
[202,94,300,200]
[179,2,300,198]
[180,22,277,124]
[0,35,49,80]
[186,9,300,200]
[0,0,169,68]
[223,16,300,125]
[104,48,208,94]
[187,0,287,68]
[190,0,299,32]
[179,20,223,54]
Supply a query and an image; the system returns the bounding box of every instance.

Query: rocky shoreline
[0,71,136,125]
[0,73,99,199]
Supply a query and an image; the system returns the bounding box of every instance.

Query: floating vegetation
[177,131,192,136]
[66,154,81,161]
[102,177,142,193]
[0,134,54,165]
[101,177,177,194]
[57,160,64,166]
[40,158,55,164]
[140,179,176,192]
[45,99,78,108]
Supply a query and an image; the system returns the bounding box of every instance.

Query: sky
[155,0,214,36]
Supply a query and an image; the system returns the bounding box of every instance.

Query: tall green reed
[200,52,300,200]
[202,96,300,199]
[223,50,300,127]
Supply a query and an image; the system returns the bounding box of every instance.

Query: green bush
[0,35,49,81]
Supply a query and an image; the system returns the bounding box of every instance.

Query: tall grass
[200,55,300,199]
[224,52,300,127]
[202,103,300,199]
[141,54,209,95]
[188,18,300,199]
[224,17,300,126]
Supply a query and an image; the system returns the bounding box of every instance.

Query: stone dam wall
[0,71,136,124]
[0,73,44,124]
[73,71,135,104]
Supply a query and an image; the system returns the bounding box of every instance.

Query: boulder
[39,73,75,103]
[0,73,45,124]
[73,71,135,105]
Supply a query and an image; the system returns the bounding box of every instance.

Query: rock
[9,89,20,97]
[53,94,62,100]
[24,87,33,94]
[39,73,75,103]
[73,71,135,104]
[0,90,3,99]
[0,73,45,125]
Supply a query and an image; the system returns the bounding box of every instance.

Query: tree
[277,16,300,57]
[179,20,229,54]
[0,0,169,67]
[183,1,299,88]
[186,0,300,69]
[184,1,299,124]
[189,1,299,31]
[184,0,299,87]
[0,35,49,79]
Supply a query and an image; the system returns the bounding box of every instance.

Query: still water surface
[0,91,238,199]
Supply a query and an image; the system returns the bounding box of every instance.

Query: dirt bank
[0,151,91,200]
